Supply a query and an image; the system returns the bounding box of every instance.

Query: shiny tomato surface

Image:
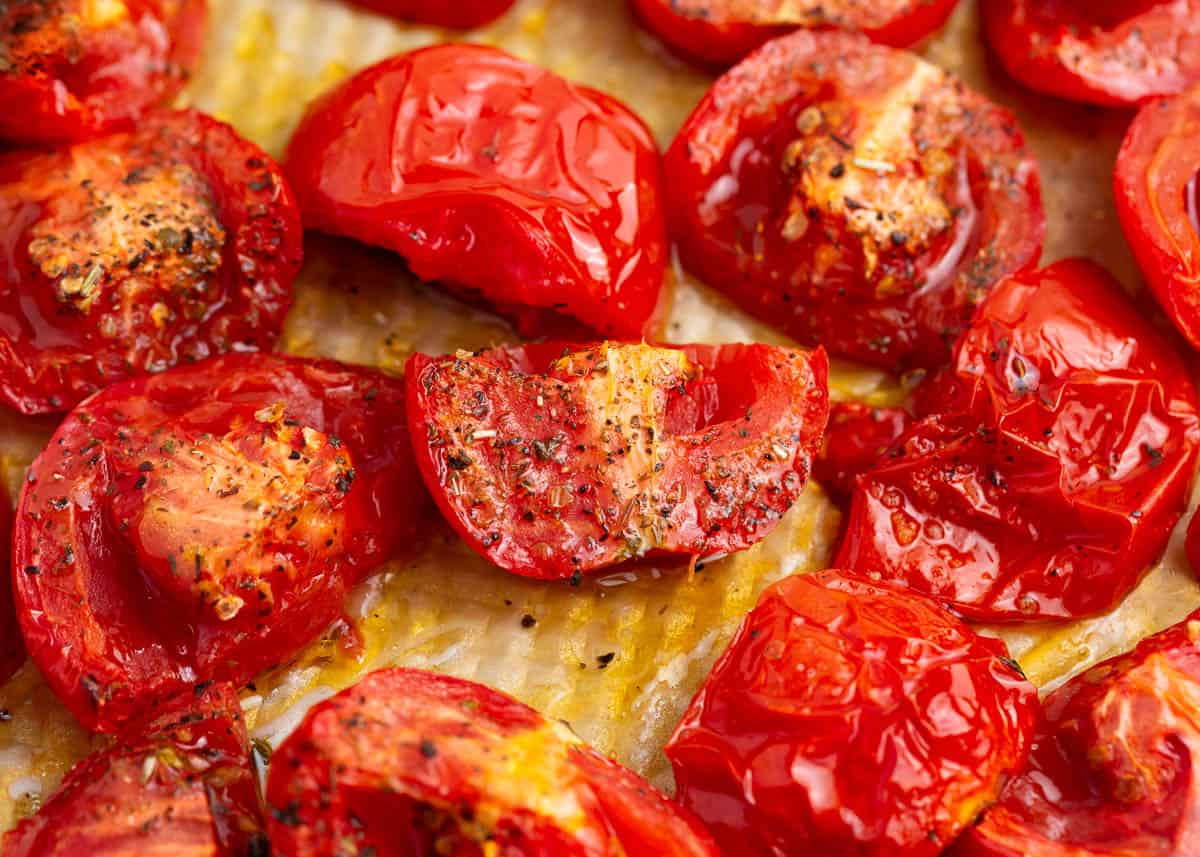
[0,110,303,415]
[286,44,667,341]
[0,484,20,685]
[955,607,1200,856]
[666,569,1037,857]
[0,0,206,144]
[630,0,959,66]
[2,682,266,856]
[814,400,911,506]
[1115,83,1200,349]
[13,353,428,733]
[837,259,1200,621]
[981,0,1200,107]
[406,341,829,579]
[266,667,719,857]
[663,30,1043,371]
[344,0,516,27]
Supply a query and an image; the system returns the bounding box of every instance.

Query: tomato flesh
[344,0,516,27]
[0,485,20,685]
[813,400,911,506]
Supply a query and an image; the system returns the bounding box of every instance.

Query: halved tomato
[0,484,20,685]
[0,1,207,144]
[2,681,266,856]
[13,352,428,733]
[0,110,303,415]
[663,29,1043,371]
[666,569,1037,857]
[285,44,667,341]
[836,259,1200,621]
[344,0,515,27]
[813,400,911,506]
[266,667,719,857]
[405,341,829,579]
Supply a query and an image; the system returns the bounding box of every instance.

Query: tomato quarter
[0,0,206,144]
[406,341,829,579]
[666,569,1037,857]
[13,353,428,733]
[286,44,667,341]
[266,667,719,857]
[344,0,515,27]
[0,110,303,415]
[0,484,20,685]
[813,400,911,506]
[663,30,1043,371]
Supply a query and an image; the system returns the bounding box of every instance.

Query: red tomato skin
[630,0,960,67]
[0,110,304,415]
[1115,85,1200,349]
[813,400,911,506]
[663,29,1044,371]
[343,0,516,27]
[13,352,428,733]
[0,484,21,684]
[2,682,266,857]
[836,259,1200,621]
[981,0,1200,107]
[266,667,719,857]
[666,569,1038,857]
[285,44,667,341]
[954,607,1200,857]
[0,1,207,144]
[405,341,829,579]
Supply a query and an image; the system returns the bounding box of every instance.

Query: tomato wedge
[663,30,1043,371]
[13,352,427,733]
[955,607,1200,856]
[813,401,911,506]
[666,569,1037,857]
[0,484,20,685]
[285,44,667,341]
[344,0,516,27]
[981,0,1200,107]
[836,259,1200,621]
[2,681,266,856]
[406,341,829,579]
[0,1,207,144]
[630,0,960,67]
[266,667,719,857]
[0,110,303,415]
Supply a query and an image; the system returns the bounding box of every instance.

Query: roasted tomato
[0,483,21,685]
[286,44,667,341]
[981,0,1200,108]
[2,681,266,856]
[13,352,427,733]
[836,259,1200,621]
[1115,83,1200,349]
[0,110,303,415]
[663,30,1043,371]
[630,0,960,67]
[666,569,1037,857]
[344,0,515,27]
[0,1,207,144]
[266,667,719,857]
[406,341,829,579]
[813,400,911,506]
[955,608,1200,856]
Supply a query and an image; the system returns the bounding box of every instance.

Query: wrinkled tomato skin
[981,0,1200,107]
[0,484,21,685]
[0,1,207,144]
[666,569,1037,857]
[630,0,959,67]
[0,110,303,415]
[406,340,829,579]
[1115,85,1200,350]
[663,29,1043,371]
[813,400,911,506]
[13,352,428,733]
[836,259,1200,621]
[954,607,1200,856]
[266,667,719,857]
[286,44,667,341]
[2,682,267,856]
[344,0,516,27]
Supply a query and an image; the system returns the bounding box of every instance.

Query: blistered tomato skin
[344,0,515,27]
[0,110,303,416]
[981,0,1200,107]
[0,1,207,144]
[2,682,266,857]
[663,30,1043,371]
[630,0,959,66]
[814,400,911,506]
[0,485,21,685]
[666,569,1037,857]
[13,353,428,733]
[266,668,720,857]
[837,259,1200,622]
[286,44,667,341]
[955,608,1200,857]
[406,341,829,580]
